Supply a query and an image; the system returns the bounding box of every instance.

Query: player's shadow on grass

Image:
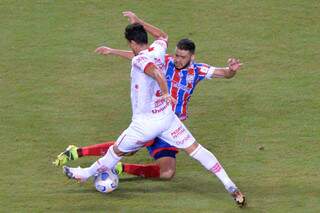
[119,176,149,182]
[115,175,224,195]
[62,175,225,198]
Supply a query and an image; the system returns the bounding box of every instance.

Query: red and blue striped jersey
[165,55,215,121]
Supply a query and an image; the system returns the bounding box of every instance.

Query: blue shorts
[146,137,179,160]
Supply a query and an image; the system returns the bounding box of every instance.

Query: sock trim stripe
[117,134,127,147]
[210,163,222,173]
[189,144,202,157]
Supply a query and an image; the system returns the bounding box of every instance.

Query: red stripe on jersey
[148,47,154,52]
[179,67,194,117]
[198,70,207,76]
[143,62,155,73]
[187,68,194,88]
[198,64,209,76]
[181,92,189,118]
[188,67,195,75]
[170,69,181,101]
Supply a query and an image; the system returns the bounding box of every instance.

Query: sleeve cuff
[143,62,155,73]
[157,38,168,48]
[206,67,216,79]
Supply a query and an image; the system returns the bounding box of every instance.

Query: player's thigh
[159,115,196,149]
[115,120,163,153]
[130,118,164,141]
[115,128,145,153]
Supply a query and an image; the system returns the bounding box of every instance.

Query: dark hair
[124,23,148,44]
[176,38,196,54]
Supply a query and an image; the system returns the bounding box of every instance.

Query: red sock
[78,141,115,157]
[123,163,160,178]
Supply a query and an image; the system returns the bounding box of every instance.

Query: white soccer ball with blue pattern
[94,169,119,193]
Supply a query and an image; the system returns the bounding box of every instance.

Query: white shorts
[115,113,196,153]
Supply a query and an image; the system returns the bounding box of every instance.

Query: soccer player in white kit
[63,22,246,207]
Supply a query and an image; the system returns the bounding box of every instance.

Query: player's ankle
[77,148,83,157]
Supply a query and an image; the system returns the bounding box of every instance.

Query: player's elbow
[157,32,168,42]
[162,32,168,40]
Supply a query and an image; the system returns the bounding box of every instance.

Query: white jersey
[130,39,172,120]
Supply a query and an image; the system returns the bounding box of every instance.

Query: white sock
[87,145,122,176]
[189,144,236,191]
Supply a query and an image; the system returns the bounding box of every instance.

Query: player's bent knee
[155,152,177,180]
[160,169,175,180]
[113,145,134,157]
[184,141,199,155]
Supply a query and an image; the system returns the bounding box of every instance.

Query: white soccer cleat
[63,166,90,183]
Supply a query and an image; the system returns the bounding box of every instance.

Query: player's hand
[122,11,140,24]
[228,58,243,72]
[95,46,112,55]
[161,93,177,106]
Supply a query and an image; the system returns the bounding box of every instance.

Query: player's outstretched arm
[95,46,134,60]
[211,58,243,79]
[123,11,168,41]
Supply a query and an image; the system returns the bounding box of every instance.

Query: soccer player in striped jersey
[164,39,240,121]
[54,11,245,207]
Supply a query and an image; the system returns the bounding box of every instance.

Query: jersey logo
[154,58,164,70]
[136,56,148,64]
[186,74,194,84]
[155,90,162,97]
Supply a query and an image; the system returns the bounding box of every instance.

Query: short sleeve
[133,55,155,73]
[198,64,216,79]
[150,39,167,55]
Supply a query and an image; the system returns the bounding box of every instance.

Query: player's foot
[114,162,123,175]
[63,166,89,183]
[53,145,79,166]
[228,186,247,208]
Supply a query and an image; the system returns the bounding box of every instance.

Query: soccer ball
[93,169,119,193]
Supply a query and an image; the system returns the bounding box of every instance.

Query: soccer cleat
[228,186,247,208]
[63,166,89,183]
[53,145,79,166]
[114,162,124,175]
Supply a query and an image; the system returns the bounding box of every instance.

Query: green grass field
[1,0,319,212]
